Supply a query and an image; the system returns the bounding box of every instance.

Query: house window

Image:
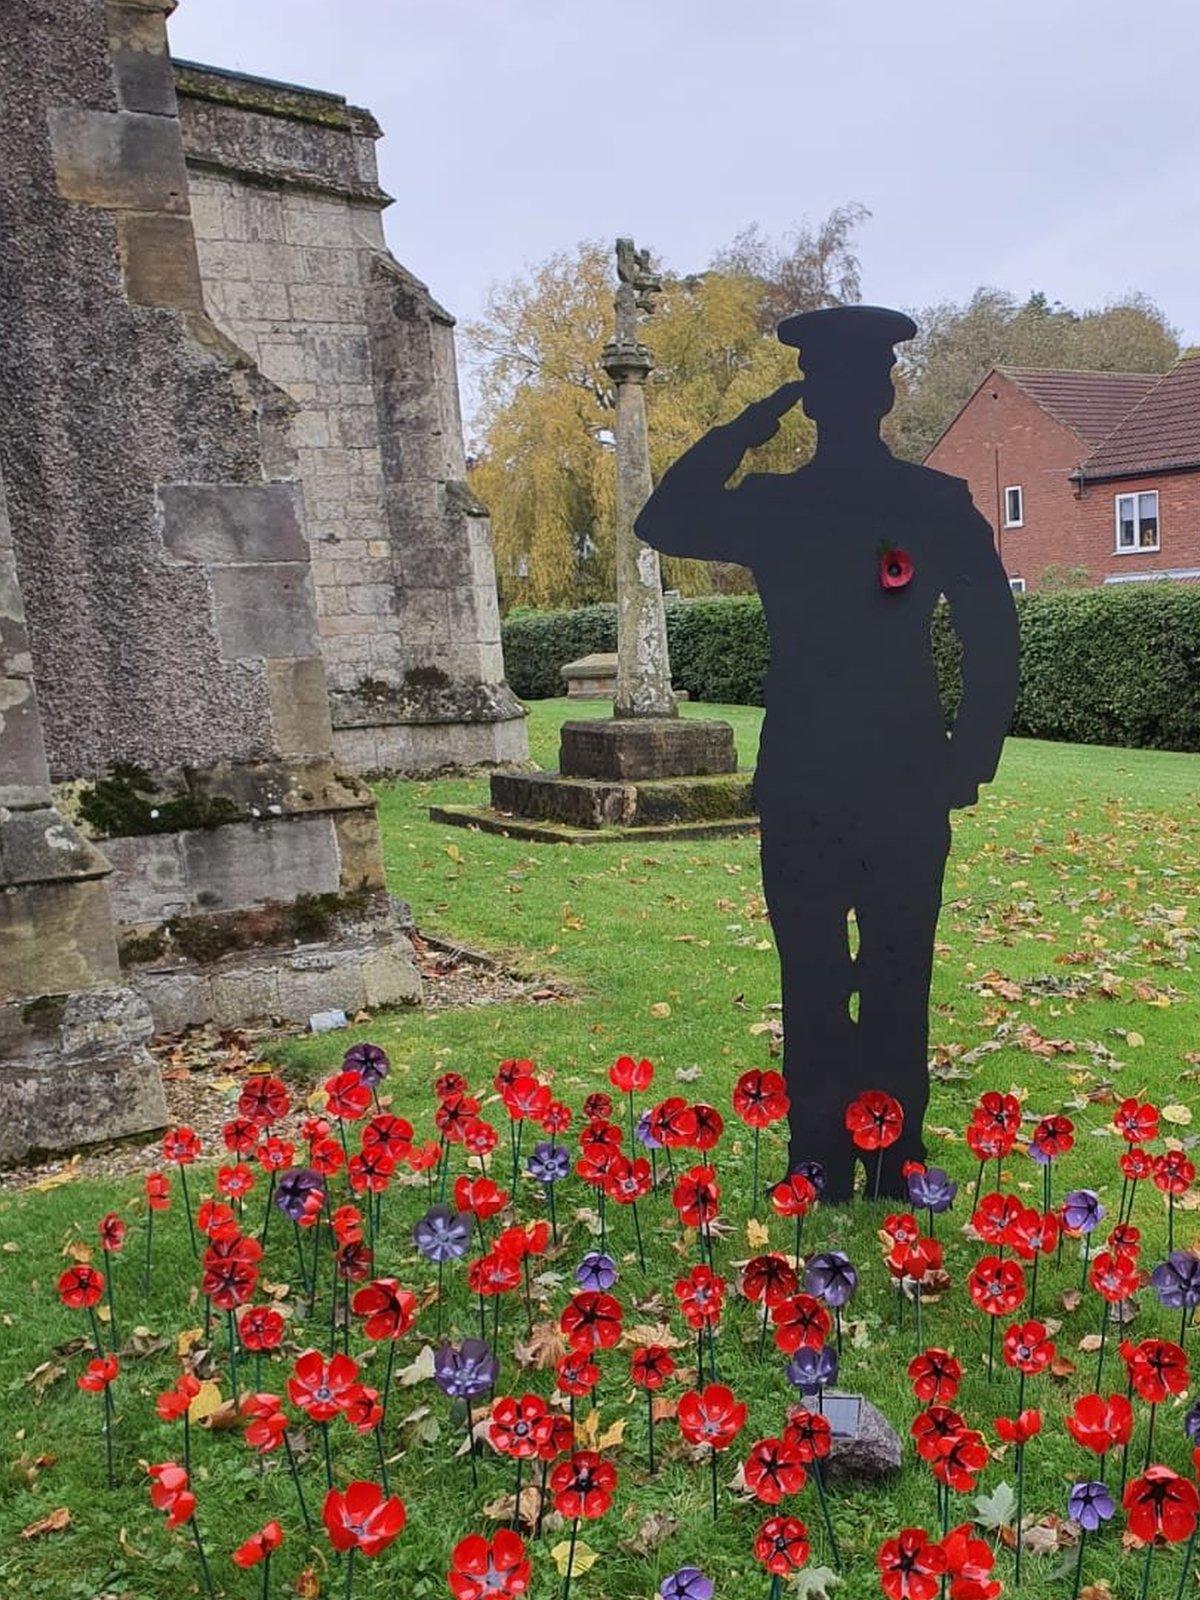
[1008,576,1027,594]
[1115,490,1159,552]
[1004,486,1023,528]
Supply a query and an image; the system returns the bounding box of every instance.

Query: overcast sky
[170,0,1200,426]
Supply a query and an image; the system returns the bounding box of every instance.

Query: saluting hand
[729,382,804,449]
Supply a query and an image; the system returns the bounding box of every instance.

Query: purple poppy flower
[659,1569,714,1600]
[1062,1189,1104,1235]
[342,1041,389,1089]
[528,1141,571,1184]
[906,1165,957,1215]
[636,1109,662,1151]
[413,1204,471,1263]
[805,1251,859,1308]
[792,1159,826,1197]
[1150,1251,1200,1311]
[1185,1398,1200,1443]
[433,1338,498,1400]
[785,1342,839,1396]
[576,1251,618,1292]
[274,1166,325,1222]
[1068,1479,1114,1532]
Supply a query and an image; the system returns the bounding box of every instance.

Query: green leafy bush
[503,586,1200,752]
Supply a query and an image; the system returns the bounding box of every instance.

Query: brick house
[924,359,1200,590]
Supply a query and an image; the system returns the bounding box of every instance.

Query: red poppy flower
[241,1393,288,1454]
[447,1530,531,1600]
[560,1291,622,1353]
[217,1163,256,1201]
[362,1114,414,1164]
[879,547,914,591]
[58,1264,104,1311]
[647,1097,698,1149]
[239,1074,290,1127]
[156,1373,201,1421]
[743,1253,799,1308]
[674,1263,728,1330]
[163,1126,201,1165]
[329,1204,363,1246]
[1090,1250,1140,1303]
[496,1221,551,1261]
[467,1251,521,1298]
[232,1521,284,1568]
[348,1148,395,1196]
[255,1136,295,1173]
[1153,1151,1196,1196]
[1108,1223,1141,1258]
[995,1409,1042,1447]
[877,1527,947,1600]
[147,1462,196,1528]
[932,1427,988,1493]
[288,1349,361,1423]
[1003,1319,1055,1376]
[535,1412,575,1464]
[677,1383,748,1451]
[223,1117,260,1157]
[237,1305,284,1352]
[322,1480,406,1556]
[1127,1339,1189,1404]
[966,1255,1025,1317]
[609,1055,654,1094]
[145,1171,171,1210]
[202,1243,259,1310]
[887,1235,943,1284]
[970,1191,1020,1246]
[489,1394,550,1459]
[672,1165,721,1229]
[771,1293,832,1355]
[1005,1205,1058,1262]
[770,1173,816,1219]
[845,1089,904,1151]
[1113,1098,1159,1145]
[885,1212,921,1246]
[783,1407,832,1462]
[95,1211,125,1253]
[973,1091,1022,1136]
[1030,1114,1074,1159]
[940,1523,999,1600]
[733,1068,790,1129]
[541,1101,572,1136]
[197,1199,236,1237]
[754,1513,810,1575]
[1120,1147,1155,1183]
[310,1136,345,1176]
[406,1138,442,1174]
[583,1091,614,1122]
[911,1407,968,1464]
[630,1345,676,1391]
[549,1450,617,1519]
[744,1435,807,1503]
[454,1175,509,1221]
[342,1385,383,1435]
[965,1121,1013,1165]
[351,1278,416,1342]
[77,1353,119,1392]
[689,1103,724,1151]
[501,1074,552,1124]
[461,1118,499,1159]
[556,1351,600,1398]
[440,1069,474,1099]
[907,1348,963,1405]
[603,1155,653,1204]
[1065,1391,1134,1456]
[1123,1466,1200,1545]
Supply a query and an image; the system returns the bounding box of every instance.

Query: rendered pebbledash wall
[174,61,528,775]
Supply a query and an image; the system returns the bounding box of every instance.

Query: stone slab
[49,107,190,213]
[160,482,308,566]
[559,717,736,781]
[210,562,321,661]
[180,814,341,913]
[429,804,758,846]
[489,769,755,830]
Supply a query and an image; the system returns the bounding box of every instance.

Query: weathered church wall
[174,63,528,774]
[0,0,420,1116]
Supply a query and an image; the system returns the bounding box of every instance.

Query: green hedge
[502,586,1200,752]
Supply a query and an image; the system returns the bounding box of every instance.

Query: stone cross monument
[602,239,676,720]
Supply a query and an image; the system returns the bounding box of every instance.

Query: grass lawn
[3,699,1200,1600]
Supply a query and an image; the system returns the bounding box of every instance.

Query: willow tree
[468,242,821,611]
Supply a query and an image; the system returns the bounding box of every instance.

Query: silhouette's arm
[941,488,1020,808]
[635,382,802,561]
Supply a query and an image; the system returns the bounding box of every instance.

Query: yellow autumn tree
[467,241,818,611]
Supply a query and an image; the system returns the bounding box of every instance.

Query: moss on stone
[77,764,241,839]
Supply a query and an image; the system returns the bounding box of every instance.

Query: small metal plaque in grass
[820,1392,863,1439]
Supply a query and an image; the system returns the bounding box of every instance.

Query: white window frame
[1003,485,1024,528]
[1008,576,1027,594]
[1114,490,1160,554]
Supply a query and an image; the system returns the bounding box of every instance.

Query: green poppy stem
[562,1517,579,1600]
[987,1315,996,1381]
[260,1172,275,1245]
[1138,1538,1154,1600]
[437,1257,444,1341]
[321,1420,333,1489]
[914,1284,922,1354]
[178,1163,197,1256]
[102,1383,115,1489]
[292,1221,310,1292]
[1144,1402,1157,1471]
[752,1126,761,1217]
[813,1460,841,1569]
[375,1426,390,1495]
[1181,1300,1191,1348]
[262,1551,271,1600]
[1071,1527,1087,1600]
[1095,1311,1109,1389]
[1173,1526,1198,1600]
[972,1161,985,1212]
[1015,1443,1025,1586]
[549,1181,558,1245]
[190,1517,215,1598]
[647,1389,655,1474]
[1080,1233,1092,1295]
[381,1337,397,1433]
[344,1545,355,1600]
[227,1310,239,1401]
[465,1398,478,1490]
[873,1149,883,1201]
[1168,1192,1175,1255]
[631,1200,646,1271]
[183,1409,191,1476]
[757,1298,771,1360]
[513,1457,524,1530]
[283,1430,312,1530]
[142,1208,154,1296]
[710,1444,719,1520]
[86,1303,104,1357]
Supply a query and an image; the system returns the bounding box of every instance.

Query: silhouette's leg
[854,822,950,1198]
[761,826,857,1202]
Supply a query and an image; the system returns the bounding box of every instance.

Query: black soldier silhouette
[636,306,1019,1201]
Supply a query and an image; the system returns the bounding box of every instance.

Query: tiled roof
[1081,356,1200,480]
[999,367,1160,447]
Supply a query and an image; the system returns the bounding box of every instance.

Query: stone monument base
[433,714,757,843]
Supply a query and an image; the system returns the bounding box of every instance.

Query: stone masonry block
[0,877,123,999]
[117,212,204,310]
[265,656,334,758]
[211,562,321,660]
[101,832,190,924]
[0,676,52,807]
[49,108,189,212]
[181,814,341,912]
[108,3,177,115]
[160,482,307,566]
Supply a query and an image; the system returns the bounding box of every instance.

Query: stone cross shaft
[602,238,676,720]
